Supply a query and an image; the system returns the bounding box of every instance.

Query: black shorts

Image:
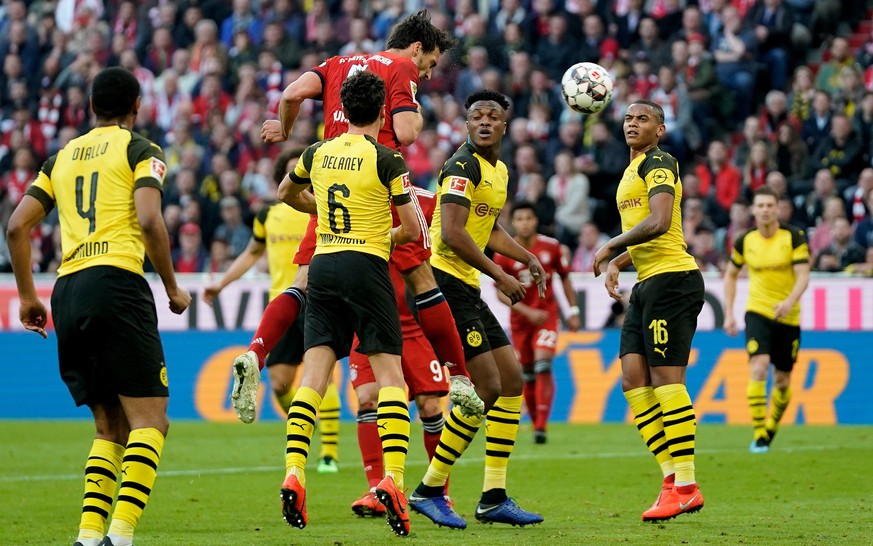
[51,266,168,406]
[304,252,403,359]
[266,312,305,367]
[620,269,704,366]
[744,311,801,372]
[433,267,510,361]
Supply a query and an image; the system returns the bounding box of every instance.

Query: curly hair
[464,89,511,112]
[91,67,140,119]
[386,9,457,54]
[340,71,386,126]
[273,147,305,184]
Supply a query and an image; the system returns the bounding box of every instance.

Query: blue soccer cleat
[474,497,543,526]
[408,493,467,529]
[749,437,770,453]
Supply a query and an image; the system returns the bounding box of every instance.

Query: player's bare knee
[416,395,442,419]
[749,355,770,380]
[356,382,379,408]
[773,371,791,389]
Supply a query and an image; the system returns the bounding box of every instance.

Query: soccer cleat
[317,455,339,473]
[230,351,260,424]
[374,475,411,536]
[75,540,102,546]
[97,537,131,546]
[449,375,486,417]
[408,493,467,529]
[352,490,387,517]
[533,430,547,444]
[749,437,771,453]
[641,475,675,519]
[280,473,308,529]
[475,497,543,526]
[642,484,704,522]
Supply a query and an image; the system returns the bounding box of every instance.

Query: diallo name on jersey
[71,142,110,161]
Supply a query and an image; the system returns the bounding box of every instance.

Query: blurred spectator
[214,196,253,258]
[788,65,816,123]
[650,64,696,162]
[221,0,264,47]
[815,36,857,94]
[719,199,752,253]
[339,17,379,56]
[774,121,808,182]
[732,115,765,169]
[853,191,873,249]
[777,193,807,230]
[454,46,491,104]
[548,149,590,248]
[491,0,528,37]
[814,217,866,271]
[512,142,542,199]
[691,225,723,272]
[206,236,233,274]
[627,17,671,71]
[801,89,833,155]
[759,90,791,141]
[808,195,846,256]
[832,64,865,116]
[742,140,774,198]
[711,6,755,123]
[1,146,35,206]
[695,140,740,226]
[845,246,873,276]
[173,222,208,273]
[808,113,864,190]
[571,222,607,273]
[795,168,838,227]
[746,0,793,91]
[845,167,873,224]
[534,14,577,83]
[520,172,555,236]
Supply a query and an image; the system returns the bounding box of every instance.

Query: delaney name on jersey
[321,155,364,171]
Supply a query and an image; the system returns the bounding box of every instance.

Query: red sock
[416,291,469,377]
[534,371,555,432]
[356,410,383,489]
[522,374,537,426]
[249,287,304,370]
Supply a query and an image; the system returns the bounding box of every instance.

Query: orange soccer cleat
[642,481,704,522]
[280,473,308,529]
[375,475,411,536]
[351,490,387,517]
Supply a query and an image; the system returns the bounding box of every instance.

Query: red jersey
[311,51,419,150]
[494,235,569,329]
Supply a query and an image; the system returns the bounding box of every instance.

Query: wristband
[568,305,581,316]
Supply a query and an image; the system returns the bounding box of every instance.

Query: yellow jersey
[430,142,509,287]
[290,133,411,261]
[616,147,697,281]
[253,202,311,300]
[731,224,809,326]
[25,125,167,278]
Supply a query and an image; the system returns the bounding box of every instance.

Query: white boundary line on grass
[0,444,841,483]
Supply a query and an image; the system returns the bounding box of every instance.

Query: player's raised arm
[263,70,324,143]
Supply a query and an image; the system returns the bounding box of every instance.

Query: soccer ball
[560,62,614,115]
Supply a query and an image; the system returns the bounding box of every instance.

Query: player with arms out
[723,186,810,453]
[494,201,581,444]
[276,71,420,537]
[203,148,341,471]
[231,9,483,424]
[6,67,191,546]
[593,99,705,522]
[408,90,546,529]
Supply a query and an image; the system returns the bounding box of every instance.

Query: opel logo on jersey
[651,168,671,185]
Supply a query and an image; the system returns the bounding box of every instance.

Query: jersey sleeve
[290,142,321,184]
[308,56,337,101]
[731,230,747,267]
[376,145,412,205]
[437,153,482,208]
[253,206,269,243]
[128,134,167,192]
[789,225,810,265]
[24,155,58,213]
[638,151,679,199]
[387,58,420,115]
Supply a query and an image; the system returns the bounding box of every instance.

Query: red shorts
[511,317,559,366]
[390,239,431,274]
[293,215,318,266]
[349,333,449,400]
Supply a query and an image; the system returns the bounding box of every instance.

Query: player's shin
[356,408,383,488]
[317,382,341,467]
[77,439,124,542]
[417,406,484,495]
[376,386,410,489]
[285,387,322,485]
[416,288,469,377]
[766,385,792,435]
[533,358,555,433]
[624,386,675,478]
[747,379,769,440]
[653,384,696,486]
[481,395,522,504]
[106,428,165,541]
[249,287,305,369]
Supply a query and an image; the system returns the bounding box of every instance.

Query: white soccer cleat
[231,351,260,423]
[449,375,485,417]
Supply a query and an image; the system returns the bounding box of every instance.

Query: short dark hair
[465,89,511,112]
[630,99,665,124]
[753,186,780,202]
[340,71,386,126]
[91,67,140,119]
[386,9,457,54]
[511,200,537,217]
[273,147,305,184]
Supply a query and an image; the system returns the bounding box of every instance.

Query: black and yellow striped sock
[747,379,768,440]
[654,384,697,486]
[106,428,165,539]
[377,386,410,489]
[419,406,484,492]
[275,387,297,415]
[77,439,124,541]
[482,395,521,499]
[624,386,675,477]
[285,387,321,487]
[318,382,341,462]
[766,386,792,434]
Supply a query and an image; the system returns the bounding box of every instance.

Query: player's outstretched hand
[168,287,192,315]
[496,272,526,304]
[202,284,221,306]
[19,298,48,338]
[724,314,739,336]
[527,257,547,298]
[604,260,622,302]
[261,119,285,143]
[773,301,791,321]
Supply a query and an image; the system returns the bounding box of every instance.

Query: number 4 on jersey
[76,172,99,233]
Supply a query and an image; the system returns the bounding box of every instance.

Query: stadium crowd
[1,0,873,278]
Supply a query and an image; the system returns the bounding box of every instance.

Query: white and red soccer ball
[560,62,614,115]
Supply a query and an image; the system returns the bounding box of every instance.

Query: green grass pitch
[2,422,871,545]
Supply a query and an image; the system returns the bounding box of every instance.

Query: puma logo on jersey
[455,161,467,169]
[654,347,668,358]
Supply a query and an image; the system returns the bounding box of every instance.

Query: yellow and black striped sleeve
[253,205,270,244]
[24,155,58,213]
[437,146,481,208]
[638,149,679,199]
[731,229,749,268]
[787,224,810,265]
[128,133,167,192]
[375,143,411,206]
